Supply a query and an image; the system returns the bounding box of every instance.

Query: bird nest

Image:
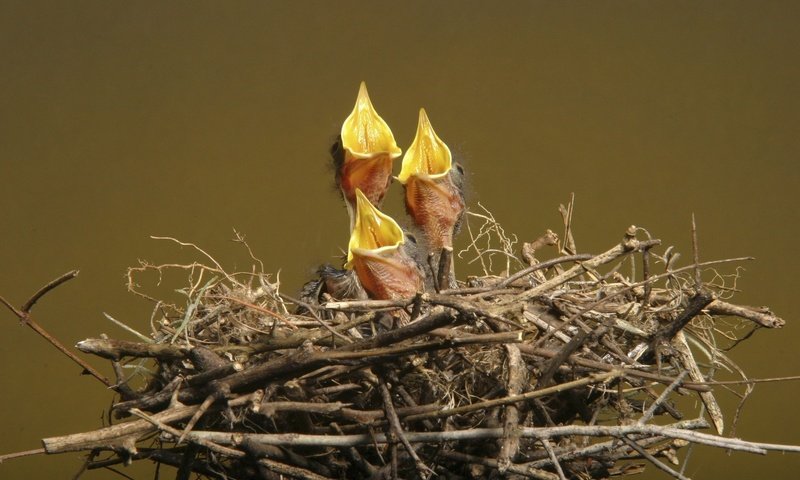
[18,201,793,479]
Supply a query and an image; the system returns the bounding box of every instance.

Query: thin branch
[621,435,690,480]
[184,422,800,454]
[22,270,80,312]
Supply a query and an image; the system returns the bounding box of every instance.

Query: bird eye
[455,163,465,176]
[405,233,418,244]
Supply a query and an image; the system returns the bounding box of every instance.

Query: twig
[0,448,46,463]
[622,435,689,480]
[22,270,80,312]
[517,344,710,392]
[404,371,622,422]
[674,331,725,434]
[1,271,112,387]
[437,246,454,292]
[685,375,800,387]
[540,438,567,480]
[498,254,594,288]
[524,419,708,469]
[648,291,715,351]
[498,344,525,472]
[184,422,800,454]
[537,325,607,387]
[692,214,701,289]
[707,300,784,328]
[379,382,433,479]
[532,256,751,349]
[178,387,228,444]
[43,393,258,454]
[76,338,188,361]
[503,234,662,310]
[438,450,559,480]
[639,371,689,425]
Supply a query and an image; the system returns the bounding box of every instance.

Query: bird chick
[333,82,402,230]
[346,189,424,301]
[397,108,465,289]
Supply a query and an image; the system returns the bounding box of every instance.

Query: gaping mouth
[341,82,402,160]
[346,189,405,268]
[397,108,452,184]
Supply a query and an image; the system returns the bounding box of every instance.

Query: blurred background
[1,1,798,478]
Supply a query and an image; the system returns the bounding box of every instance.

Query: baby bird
[332,82,402,230]
[397,108,465,289]
[346,189,424,301]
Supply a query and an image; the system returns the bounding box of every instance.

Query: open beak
[397,108,465,251]
[346,189,423,300]
[337,82,402,220]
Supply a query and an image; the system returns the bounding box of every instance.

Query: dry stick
[175,443,200,480]
[532,255,754,351]
[621,436,689,480]
[692,214,701,288]
[498,254,594,288]
[255,458,335,480]
[524,419,708,469]
[642,243,653,305]
[409,292,423,321]
[537,325,607,387]
[378,382,433,479]
[517,344,710,392]
[213,294,297,330]
[404,370,622,423]
[427,253,440,294]
[76,338,188,361]
[707,300,784,328]
[108,353,139,401]
[186,361,243,386]
[43,392,258,454]
[0,271,112,387]
[646,290,715,356]
[685,375,800,387]
[21,270,81,312]
[257,401,352,417]
[437,246,453,292]
[498,344,525,473]
[323,297,411,311]
[186,421,800,454]
[240,438,334,479]
[72,450,99,480]
[83,450,192,473]
[674,331,725,435]
[639,371,689,425]
[178,394,218,445]
[0,448,47,463]
[179,380,232,444]
[129,409,334,480]
[539,438,567,480]
[645,292,785,329]
[332,422,378,476]
[502,231,661,309]
[113,376,183,413]
[169,325,518,406]
[438,450,559,480]
[78,313,380,361]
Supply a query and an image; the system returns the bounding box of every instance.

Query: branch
[1,271,111,387]
[181,422,800,455]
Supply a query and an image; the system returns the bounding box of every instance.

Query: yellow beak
[346,189,405,268]
[341,82,402,160]
[397,108,452,184]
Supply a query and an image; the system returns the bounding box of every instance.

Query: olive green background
[1,1,798,478]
